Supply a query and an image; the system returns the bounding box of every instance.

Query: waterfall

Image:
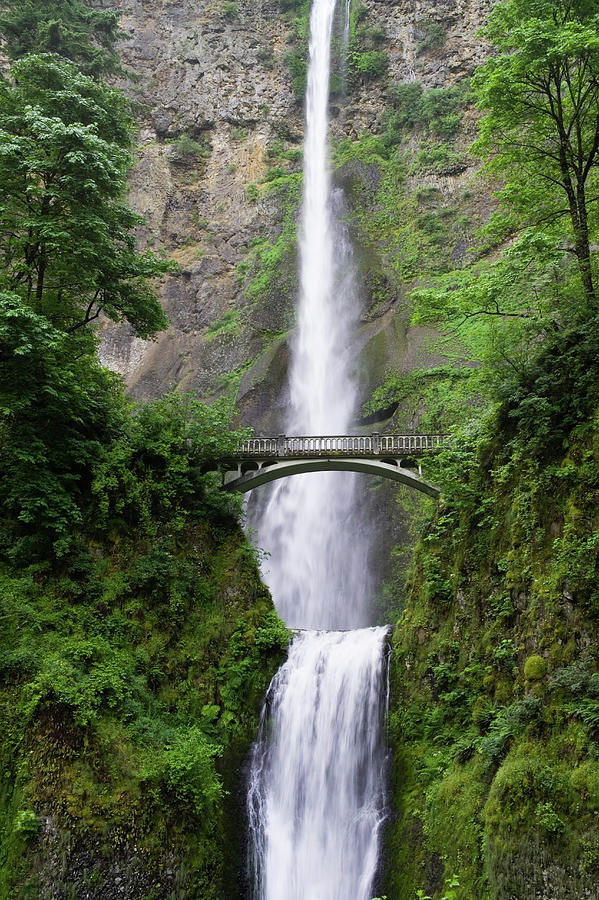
[247,628,388,900]
[256,0,370,632]
[247,0,388,895]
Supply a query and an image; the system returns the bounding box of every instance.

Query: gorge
[1,0,599,898]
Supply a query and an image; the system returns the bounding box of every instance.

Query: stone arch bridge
[216,433,448,497]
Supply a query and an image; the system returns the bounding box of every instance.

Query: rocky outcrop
[97,0,303,414]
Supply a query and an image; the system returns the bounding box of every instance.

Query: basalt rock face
[99,0,491,433]
[98,0,302,423]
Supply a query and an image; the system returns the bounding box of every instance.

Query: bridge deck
[232,433,448,459]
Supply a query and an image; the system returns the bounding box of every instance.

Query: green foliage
[12,810,40,839]
[0,292,125,560]
[0,522,288,895]
[90,392,249,536]
[279,0,309,13]
[416,875,460,899]
[0,12,285,897]
[0,54,172,338]
[383,81,464,147]
[264,165,288,182]
[471,0,599,305]
[352,49,388,80]
[0,0,122,75]
[357,23,386,46]
[240,175,300,306]
[416,20,446,54]
[285,45,308,100]
[221,1,239,19]
[383,375,599,896]
[140,728,223,823]
[411,142,466,175]
[172,132,211,162]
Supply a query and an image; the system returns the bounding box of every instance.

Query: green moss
[0,519,288,896]
[384,414,599,897]
[524,654,547,681]
[203,308,241,342]
[240,174,301,309]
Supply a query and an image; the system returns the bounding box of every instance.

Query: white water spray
[247,0,388,895]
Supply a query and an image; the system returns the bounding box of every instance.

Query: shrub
[140,728,223,822]
[353,50,388,80]
[382,83,464,148]
[222,1,238,18]
[173,133,210,161]
[387,81,424,126]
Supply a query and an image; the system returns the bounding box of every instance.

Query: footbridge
[218,433,448,497]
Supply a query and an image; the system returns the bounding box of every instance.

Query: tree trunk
[574,181,596,307]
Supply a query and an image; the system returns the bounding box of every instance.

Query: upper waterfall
[255,0,372,631]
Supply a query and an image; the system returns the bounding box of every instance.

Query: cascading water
[247,629,388,900]
[256,0,370,632]
[247,0,388,895]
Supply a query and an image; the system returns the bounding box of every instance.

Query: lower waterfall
[247,628,389,900]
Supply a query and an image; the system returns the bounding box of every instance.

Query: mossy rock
[524,654,547,681]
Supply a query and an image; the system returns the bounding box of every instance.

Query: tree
[0,0,121,76]
[0,54,172,338]
[0,291,125,559]
[0,55,177,559]
[472,0,599,307]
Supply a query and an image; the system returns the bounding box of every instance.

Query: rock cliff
[98,0,491,434]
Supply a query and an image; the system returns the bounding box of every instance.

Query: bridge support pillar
[277,434,286,454]
[372,432,380,454]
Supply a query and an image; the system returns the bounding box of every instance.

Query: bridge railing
[235,433,449,457]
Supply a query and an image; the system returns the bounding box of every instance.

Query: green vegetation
[415,19,446,54]
[348,3,388,86]
[0,6,288,895]
[383,82,466,146]
[384,410,599,898]
[0,0,121,75]
[4,0,599,895]
[376,0,599,896]
[0,55,170,340]
[171,132,211,163]
[331,75,471,312]
[203,308,242,341]
[472,0,599,307]
[0,53,176,564]
[352,49,388,81]
[240,173,301,309]
[221,0,239,20]
[286,44,309,100]
[0,457,288,895]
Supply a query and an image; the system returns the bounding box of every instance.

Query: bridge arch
[221,457,440,498]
